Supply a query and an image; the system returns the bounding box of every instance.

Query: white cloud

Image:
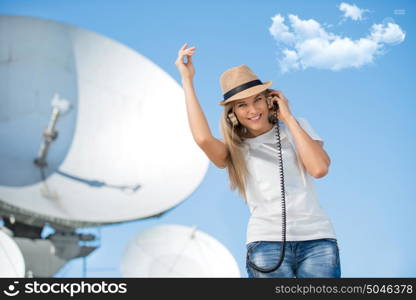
[269,14,296,45]
[280,49,300,73]
[339,2,368,21]
[370,22,406,44]
[288,14,335,41]
[268,13,405,73]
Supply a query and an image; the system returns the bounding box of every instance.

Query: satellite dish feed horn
[34,93,71,168]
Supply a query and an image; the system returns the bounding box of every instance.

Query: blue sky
[1,0,415,277]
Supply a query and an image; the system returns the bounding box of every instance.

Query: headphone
[227,110,239,127]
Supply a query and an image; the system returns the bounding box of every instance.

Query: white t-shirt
[242,117,336,244]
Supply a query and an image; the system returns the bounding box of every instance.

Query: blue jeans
[246,238,341,278]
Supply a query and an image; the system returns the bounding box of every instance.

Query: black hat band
[223,79,263,101]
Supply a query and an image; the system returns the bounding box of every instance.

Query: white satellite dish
[120,224,241,277]
[0,15,209,229]
[0,227,25,277]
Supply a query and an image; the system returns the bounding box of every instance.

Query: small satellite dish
[0,15,209,229]
[120,224,241,277]
[0,227,25,277]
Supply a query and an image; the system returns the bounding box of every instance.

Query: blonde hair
[219,90,270,202]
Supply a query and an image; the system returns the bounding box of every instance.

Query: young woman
[175,43,340,278]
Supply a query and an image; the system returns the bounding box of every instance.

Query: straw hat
[218,64,272,106]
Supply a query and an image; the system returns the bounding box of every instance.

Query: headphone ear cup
[267,112,274,124]
[268,111,278,124]
[227,112,239,127]
[267,97,278,123]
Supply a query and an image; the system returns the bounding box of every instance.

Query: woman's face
[233,92,273,137]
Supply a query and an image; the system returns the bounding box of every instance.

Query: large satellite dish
[0,15,209,229]
[120,224,241,277]
[0,227,25,277]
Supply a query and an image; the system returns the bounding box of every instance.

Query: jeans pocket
[246,241,262,253]
[247,241,286,272]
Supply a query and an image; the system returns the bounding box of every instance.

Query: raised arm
[175,43,229,169]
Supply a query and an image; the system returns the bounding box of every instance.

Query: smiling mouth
[248,113,262,121]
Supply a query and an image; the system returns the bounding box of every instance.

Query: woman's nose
[247,105,258,114]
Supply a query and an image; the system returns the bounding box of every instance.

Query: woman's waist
[247,194,326,216]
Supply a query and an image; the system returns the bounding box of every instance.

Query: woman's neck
[246,123,274,138]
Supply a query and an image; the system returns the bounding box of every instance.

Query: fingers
[268,90,285,101]
[183,47,196,57]
[177,44,196,61]
[175,45,196,66]
[184,48,196,55]
[179,43,196,53]
[183,49,196,62]
[267,89,280,96]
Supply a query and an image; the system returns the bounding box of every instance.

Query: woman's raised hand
[175,43,196,80]
[267,89,293,124]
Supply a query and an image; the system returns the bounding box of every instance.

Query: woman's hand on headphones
[175,43,196,80]
[267,89,293,124]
